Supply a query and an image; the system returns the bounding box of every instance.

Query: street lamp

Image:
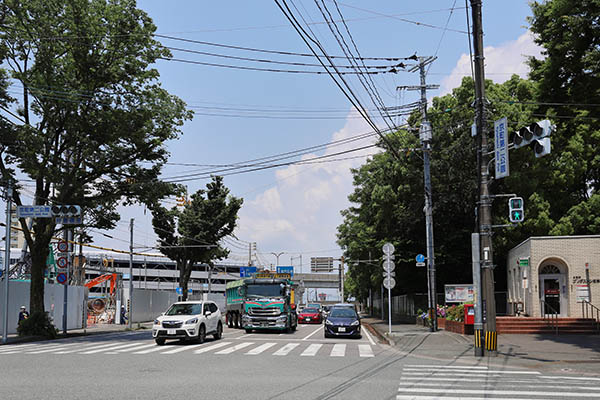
[270,252,285,270]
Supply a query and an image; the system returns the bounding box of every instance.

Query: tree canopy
[0,0,192,317]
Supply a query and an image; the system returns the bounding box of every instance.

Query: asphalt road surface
[1,324,598,400]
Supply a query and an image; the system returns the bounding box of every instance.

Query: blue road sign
[416,254,425,263]
[56,272,67,284]
[16,205,52,218]
[176,287,183,295]
[276,266,294,277]
[240,266,257,277]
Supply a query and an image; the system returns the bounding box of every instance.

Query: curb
[363,322,394,346]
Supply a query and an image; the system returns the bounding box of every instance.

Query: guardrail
[540,299,559,335]
[581,300,600,334]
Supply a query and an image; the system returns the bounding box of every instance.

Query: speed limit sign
[57,241,68,252]
[56,257,68,269]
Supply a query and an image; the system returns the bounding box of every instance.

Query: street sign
[310,257,334,272]
[56,272,67,284]
[57,241,69,252]
[56,216,82,225]
[383,277,396,289]
[16,205,52,218]
[416,254,425,263]
[276,266,294,277]
[416,262,425,267]
[383,271,396,278]
[240,266,257,278]
[56,257,68,269]
[518,258,529,267]
[382,243,395,255]
[494,117,509,179]
[176,287,183,295]
[382,260,395,272]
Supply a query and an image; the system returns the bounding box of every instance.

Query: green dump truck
[225,273,298,333]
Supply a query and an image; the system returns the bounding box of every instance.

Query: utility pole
[2,181,13,344]
[470,0,496,355]
[340,256,345,302]
[128,218,134,329]
[401,56,439,332]
[62,227,72,334]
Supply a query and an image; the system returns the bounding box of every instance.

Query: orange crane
[84,273,118,296]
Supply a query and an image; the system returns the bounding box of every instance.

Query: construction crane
[84,273,118,296]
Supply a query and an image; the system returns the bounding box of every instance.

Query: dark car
[324,307,361,338]
[298,307,322,324]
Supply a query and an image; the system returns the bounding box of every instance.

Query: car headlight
[154,319,161,326]
[185,318,198,325]
[351,320,360,326]
[277,315,287,321]
[325,319,333,325]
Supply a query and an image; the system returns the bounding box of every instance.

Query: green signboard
[519,258,529,267]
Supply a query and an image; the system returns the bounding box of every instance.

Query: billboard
[445,284,474,303]
[310,257,334,272]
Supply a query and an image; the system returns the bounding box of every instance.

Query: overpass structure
[293,273,339,289]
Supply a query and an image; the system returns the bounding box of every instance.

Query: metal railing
[540,300,559,335]
[581,300,600,333]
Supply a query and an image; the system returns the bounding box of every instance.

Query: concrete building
[507,235,600,318]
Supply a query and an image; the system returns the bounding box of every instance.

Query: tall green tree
[0,0,191,319]
[151,176,243,300]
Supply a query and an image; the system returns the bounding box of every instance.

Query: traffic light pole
[2,181,13,344]
[471,0,497,355]
[128,218,134,330]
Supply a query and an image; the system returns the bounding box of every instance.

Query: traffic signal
[513,120,553,157]
[508,197,524,223]
[51,205,81,217]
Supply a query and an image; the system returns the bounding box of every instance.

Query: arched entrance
[538,261,569,316]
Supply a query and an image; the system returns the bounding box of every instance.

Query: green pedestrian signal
[509,197,524,223]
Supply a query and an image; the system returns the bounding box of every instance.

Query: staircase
[497,317,599,334]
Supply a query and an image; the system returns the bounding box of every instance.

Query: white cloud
[440,31,543,95]
[234,109,377,267]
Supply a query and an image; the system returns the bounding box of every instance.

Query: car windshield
[246,284,284,297]
[302,308,318,314]
[329,308,357,318]
[165,303,202,316]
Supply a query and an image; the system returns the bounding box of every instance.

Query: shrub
[17,311,58,339]
[446,304,465,322]
[436,305,447,318]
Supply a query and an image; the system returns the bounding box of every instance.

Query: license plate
[338,327,346,332]
[167,329,176,335]
[306,318,311,321]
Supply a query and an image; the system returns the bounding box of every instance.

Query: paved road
[1,323,598,399]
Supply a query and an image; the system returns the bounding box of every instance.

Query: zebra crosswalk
[0,339,378,358]
[396,364,600,399]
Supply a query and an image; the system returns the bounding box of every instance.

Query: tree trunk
[29,239,50,314]
[180,260,187,301]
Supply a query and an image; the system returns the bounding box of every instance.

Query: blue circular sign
[56,272,67,284]
[416,254,425,263]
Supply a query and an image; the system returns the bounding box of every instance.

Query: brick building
[507,235,600,317]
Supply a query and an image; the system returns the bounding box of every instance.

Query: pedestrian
[120,305,127,325]
[18,306,29,323]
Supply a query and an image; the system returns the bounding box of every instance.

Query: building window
[540,265,561,274]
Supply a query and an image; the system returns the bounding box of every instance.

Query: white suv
[153,301,223,345]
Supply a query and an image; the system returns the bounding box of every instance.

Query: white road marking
[300,343,322,357]
[540,375,600,382]
[396,396,532,400]
[245,342,277,355]
[406,364,488,370]
[396,387,600,397]
[79,342,141,354]
[133,345,176,354]
[193,342,233,354]
[215,342,254,355]
[301,325,323,341]
[330,344,346,357]
[0,343,41,352]
[55,342,124,354]
[273,343,299,356]
[362,326,376,345]
[161,342,215,354]
[358,344,374,358]
[402,368,540,375]
[26,345,78,354]
[115,343,156,353]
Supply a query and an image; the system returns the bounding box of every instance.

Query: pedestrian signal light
[509,197,524,223]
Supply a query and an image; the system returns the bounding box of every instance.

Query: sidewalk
[362,316,600,374]
[1,321,153,345]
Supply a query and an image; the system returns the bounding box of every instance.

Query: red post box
[464,304,475,325]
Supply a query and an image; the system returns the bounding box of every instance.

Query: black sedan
[324,307,361,338]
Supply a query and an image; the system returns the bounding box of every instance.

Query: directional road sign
[16,205,53,218]
[382,243,395,255]
[383,271,396,278]
[382,260,395,272]
[56,272,67,284]
[416,254,425,263]
[383,277,396,289]
[56,216,82,225]
[276,266,294,277]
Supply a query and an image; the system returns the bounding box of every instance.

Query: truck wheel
[245,328,253,334]
[214,322,223,340]
[235,313,241,329]
[227,313,233,328]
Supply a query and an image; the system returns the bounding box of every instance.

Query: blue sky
[4,1,542,278]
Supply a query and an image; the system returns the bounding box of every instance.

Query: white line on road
[302,325,323,341]
[115,343,156,353]
[330,344,346,357]
[25,345,79,354]
[80,342,143,354]
[159,342,209,354]
[406,364,488,370]
[402,368,541,375]
[396,387,600,397]
[245,342,277,355]
[133,345,176,354]
[273,343,299,356]
[362,327,376,345]
[194,342,233,354]
[300,343,322,357]
[540,375,600,382]
[55,342,125,354]
[358,344,374,358]
[215,342,254,355]
[396,396,533,400]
